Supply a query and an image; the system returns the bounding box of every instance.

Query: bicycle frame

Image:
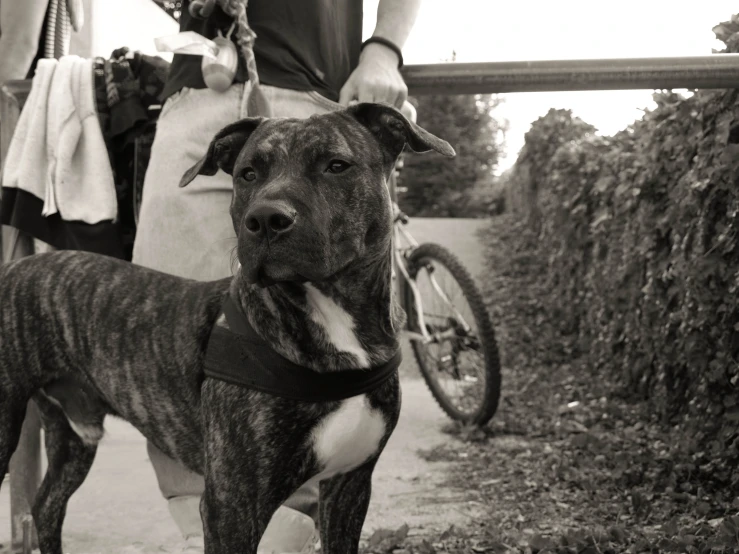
[388,165,474,345]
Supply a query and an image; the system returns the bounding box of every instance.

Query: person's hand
[339,43,407,108]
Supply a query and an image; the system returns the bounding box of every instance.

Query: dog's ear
[345,103,456,163]
[179,117,265,187]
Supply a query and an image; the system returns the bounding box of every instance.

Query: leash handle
[219,0,273,116]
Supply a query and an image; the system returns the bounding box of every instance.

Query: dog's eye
[241,168,257,182]
[326,160,351,174]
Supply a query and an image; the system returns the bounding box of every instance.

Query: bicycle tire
[403,242,501,425]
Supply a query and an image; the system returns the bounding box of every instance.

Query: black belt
[203,294,401,401]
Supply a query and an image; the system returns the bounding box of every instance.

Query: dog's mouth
[249,268,309,288]
[242,257,310,288]
[248,267,274,288]
[239,236,352,287]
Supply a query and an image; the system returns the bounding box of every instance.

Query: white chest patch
[304,283,369,367]
[310,395,385,481]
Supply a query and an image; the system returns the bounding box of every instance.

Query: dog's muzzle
[244,200,296,240]
[238,199,307,287]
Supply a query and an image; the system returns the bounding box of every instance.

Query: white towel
[43,56,76,216]
[1,58,57,204]
[3,55,118,224]
[46,55,118,223]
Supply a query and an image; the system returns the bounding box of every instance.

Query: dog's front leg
[200,380,307,554]
[200,476,276,554]
[319,459,377,554]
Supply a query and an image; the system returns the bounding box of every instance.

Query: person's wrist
[360,38,403,68]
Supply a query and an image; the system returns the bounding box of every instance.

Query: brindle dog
[0,103,454,553]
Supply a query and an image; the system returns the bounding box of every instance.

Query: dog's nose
[244,202,296,238]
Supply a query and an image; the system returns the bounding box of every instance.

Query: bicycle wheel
[403,242,501,425]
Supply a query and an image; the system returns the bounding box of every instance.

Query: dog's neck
[230,243,403,372]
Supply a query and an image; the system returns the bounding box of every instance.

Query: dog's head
[180,103,455,287]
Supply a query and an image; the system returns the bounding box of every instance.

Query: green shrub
[502,15,739,480]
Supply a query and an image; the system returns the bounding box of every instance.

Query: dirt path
[0,218,491,553]
[0,375,478,553]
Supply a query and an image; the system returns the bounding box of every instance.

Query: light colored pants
[132,82,342,550]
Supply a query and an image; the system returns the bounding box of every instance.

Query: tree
[398,93,506,217]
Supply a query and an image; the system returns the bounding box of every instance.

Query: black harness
[203,294,401,402]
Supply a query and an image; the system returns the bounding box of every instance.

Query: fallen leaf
[529,534,557,552]
[481,478,502,486]
[366,524,410,552]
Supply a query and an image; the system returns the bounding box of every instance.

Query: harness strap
[203,294,401,401]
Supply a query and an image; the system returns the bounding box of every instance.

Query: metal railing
[402,54,739,94]
[4,51,739,553]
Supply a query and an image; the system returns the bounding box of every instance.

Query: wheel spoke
[413,260,487,416]
[404,243,500,425]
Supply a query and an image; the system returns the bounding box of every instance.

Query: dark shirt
[26,8,49,79]
[162,0,363,102]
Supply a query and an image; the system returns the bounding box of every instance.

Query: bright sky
[363,1,737,172]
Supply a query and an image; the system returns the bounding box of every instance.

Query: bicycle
[389,103,502,425]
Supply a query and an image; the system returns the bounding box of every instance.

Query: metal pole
[1,82,32,262]
[402,54,739,95]
[1,81,41,554]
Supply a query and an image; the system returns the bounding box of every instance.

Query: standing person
[0,0,49,85]
[0,0,83,85]
[133,1,421,552]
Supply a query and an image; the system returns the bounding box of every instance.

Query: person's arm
[338,0,422,108]
[0,0,50,84]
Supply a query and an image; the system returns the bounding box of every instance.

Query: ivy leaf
[528,534,556,552]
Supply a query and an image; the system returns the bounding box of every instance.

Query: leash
[190,0,273,116]
[203,293,401,401]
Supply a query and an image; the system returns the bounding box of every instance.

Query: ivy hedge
[503,16,739,478]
